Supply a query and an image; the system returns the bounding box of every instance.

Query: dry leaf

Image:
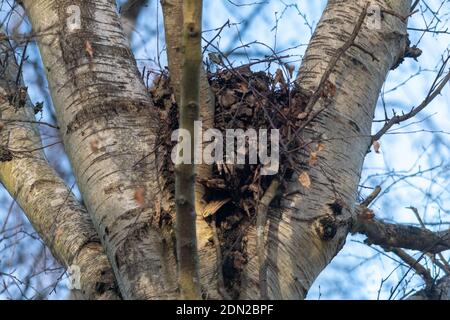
[317,142,325,152]
[85,40,94,58]
[285,63,295,78]
[322,80,337,98]
[297,112,308,120]
[0,122,4,131]
[373,140,381,153]
[298,171,311,188]
[134,186,146,206]
[309,151,318,166]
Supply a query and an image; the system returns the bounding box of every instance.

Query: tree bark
[21,0,177,299]
[0,38,118,300]
[162,0,221,299]
[240,0,412,299]
[17,0,439,301]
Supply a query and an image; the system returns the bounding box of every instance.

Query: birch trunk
[0,38,118,300]
[241,0,412,299]
[22,0,177,299]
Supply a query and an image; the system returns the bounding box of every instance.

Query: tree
[0,0,449,299]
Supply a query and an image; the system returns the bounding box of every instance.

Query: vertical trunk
[162,0,221,299]
[241,0,412,299]
[22,0,177,299]
[175,0,203,299]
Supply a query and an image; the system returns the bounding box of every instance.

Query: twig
[372,69,450,142]
[384,246,434,290]
[407,206,450,274]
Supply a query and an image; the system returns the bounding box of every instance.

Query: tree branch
[372,65,450,142]
[22,0,177,299]
[0,37,119,300]
[352,214,450,254]
[162,0,221,299]
[175,0,203,299]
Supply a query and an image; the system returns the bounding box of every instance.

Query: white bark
[241,0,412,299]
[22,0,177,299]
[0,38,119,300]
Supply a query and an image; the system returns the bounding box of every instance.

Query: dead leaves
[308,142,325,166]
[359,207,375,220]
[301,143,326,187]
[297,112,308,120]
[201,198,231,218]
[372,140,381,154]
[298,171,311,188]
[321,80,337,100]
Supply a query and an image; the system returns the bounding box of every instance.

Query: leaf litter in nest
[151,66,313,296]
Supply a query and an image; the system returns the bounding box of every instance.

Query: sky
[0,0,449,299]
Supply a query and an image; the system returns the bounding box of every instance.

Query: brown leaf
[298,171,311,188]
[274,68,286,87]
[219,89,237,108]
[134,186,146,207]
[317,142,325,152]
[85,40,94,58]
[373,140,381,153]
[285,63,295,78]
[322,80,336,98]
[297,112,308,120]
[0,122,4,131]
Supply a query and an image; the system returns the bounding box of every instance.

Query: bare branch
[0,36,119,300]
[352,215,450,254]
[372,66,450,142]
[175,0,203,299]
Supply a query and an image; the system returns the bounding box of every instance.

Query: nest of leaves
[150,65,311,295]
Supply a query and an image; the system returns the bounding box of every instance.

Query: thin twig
[373,68,450,142]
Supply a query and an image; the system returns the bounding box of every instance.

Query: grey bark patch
[66,100,152,134]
